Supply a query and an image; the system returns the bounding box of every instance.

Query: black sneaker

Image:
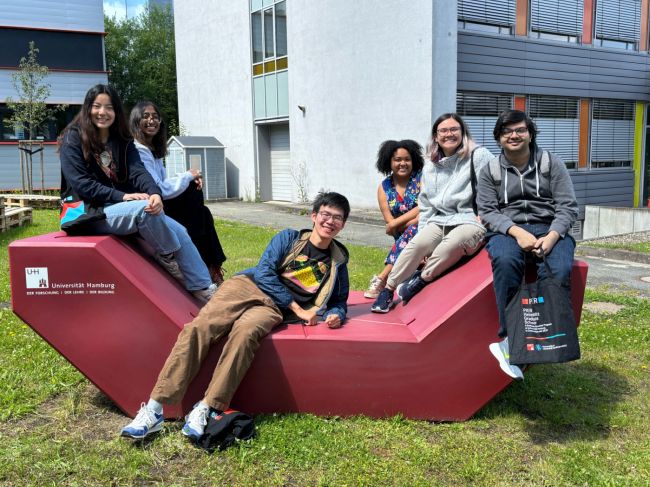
[396,271,428,305]
[371,288,394,313]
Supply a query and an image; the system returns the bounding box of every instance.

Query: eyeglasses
[142,113,161,121]
[501,127,528,136]
[318,211,345,224]
[436,126,461,136]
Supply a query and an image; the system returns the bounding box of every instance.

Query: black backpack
[197,409,256,453]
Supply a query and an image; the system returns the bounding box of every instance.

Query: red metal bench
[9,232,588,420]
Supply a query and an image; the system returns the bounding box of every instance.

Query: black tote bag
[506,256,580,365]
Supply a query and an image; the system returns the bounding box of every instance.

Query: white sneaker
[155,253,185,283]
[182,402,210,442]
[489,338,524,380]
[192,283,218,304]
[120,402,164,439]
[364,275,386,299]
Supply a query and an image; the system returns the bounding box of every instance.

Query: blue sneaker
[120,403,164,439]
[396,271,428,305]
[182,402,210,442]
[371,288,394,313]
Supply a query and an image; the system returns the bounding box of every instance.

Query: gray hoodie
[476,148,578,237]
[418,146,493,231]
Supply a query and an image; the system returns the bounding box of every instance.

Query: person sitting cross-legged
[120,192,351,441]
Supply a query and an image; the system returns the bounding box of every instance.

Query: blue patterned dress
[381,171,421,265]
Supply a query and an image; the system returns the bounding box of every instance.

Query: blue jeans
[485,223,575,338]
[90,200,212,291]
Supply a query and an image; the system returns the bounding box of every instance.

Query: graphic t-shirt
[280,241,332,305]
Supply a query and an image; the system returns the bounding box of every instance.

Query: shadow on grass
[476,361,628,444]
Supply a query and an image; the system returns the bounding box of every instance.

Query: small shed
[167,136,226,200]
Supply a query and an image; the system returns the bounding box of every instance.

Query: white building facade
[175,0,456,207]
[175,0,650,229]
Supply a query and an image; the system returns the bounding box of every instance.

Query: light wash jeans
[90,200,212,291]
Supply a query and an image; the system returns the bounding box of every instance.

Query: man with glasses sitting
[477,110,578,380]
[121,192,351,442]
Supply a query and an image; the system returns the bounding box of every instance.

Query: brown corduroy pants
[151,275,283,411]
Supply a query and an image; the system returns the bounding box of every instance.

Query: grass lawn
[1,210,649,485]
[585,241,650,254]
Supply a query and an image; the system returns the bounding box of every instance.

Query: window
[591,99,635,168]
[594,0,641,50]
[528,96,580,169]
[456,91,513,156]
[530,0,582,43]
[251,0,288,120]
[0,104,78,142]
[458,0,516,34]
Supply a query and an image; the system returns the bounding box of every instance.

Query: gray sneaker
[489,338,524,380]
[155,253,185,283]
[192,283,218,304]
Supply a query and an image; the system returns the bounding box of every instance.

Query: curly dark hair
[375,139,424,176]
[58,84,130,160]
[129,101,168,159]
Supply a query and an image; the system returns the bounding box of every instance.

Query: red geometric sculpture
[9,232,588,421]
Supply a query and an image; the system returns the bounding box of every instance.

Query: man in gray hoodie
[477,109,578,380]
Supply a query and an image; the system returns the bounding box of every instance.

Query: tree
[6,41,66,192]
[104,5,179,131]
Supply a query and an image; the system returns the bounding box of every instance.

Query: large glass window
[591,99,635,168]
[458,0,516,34]
[456,91,513,156]
[251,0,288,120]
[594,0,641,50]
[530,0,583,43]
[528,96,580,169]
[0,104,78,141]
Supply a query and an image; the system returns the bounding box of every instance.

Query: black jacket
[59,126,161,205]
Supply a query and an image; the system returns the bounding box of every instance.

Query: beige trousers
[151,275,283,411]
[386,222,485,290]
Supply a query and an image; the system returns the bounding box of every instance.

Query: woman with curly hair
[364,139,424,299]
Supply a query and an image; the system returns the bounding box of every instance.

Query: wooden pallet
[0,194,59,209]
[0,206,33,232]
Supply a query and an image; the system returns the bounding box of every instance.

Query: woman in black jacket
[58,84,216,303]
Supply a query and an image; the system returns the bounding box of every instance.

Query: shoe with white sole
[489,338,524,380]
[192,283,218,304]
[364,275,386,299]
[182,402,210,442]
[120,403,164,439]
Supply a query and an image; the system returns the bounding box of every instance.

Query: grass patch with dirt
[0,210,648,485]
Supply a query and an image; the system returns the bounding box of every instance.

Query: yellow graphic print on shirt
[281,254,329,294]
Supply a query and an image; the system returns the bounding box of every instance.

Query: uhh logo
[25,267,49,289]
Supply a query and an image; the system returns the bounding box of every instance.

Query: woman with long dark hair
[129,101,227,284]
[58,84,216,302]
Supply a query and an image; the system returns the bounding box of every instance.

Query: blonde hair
[426,112,477,162]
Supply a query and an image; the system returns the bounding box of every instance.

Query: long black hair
[129,101,168,159]
[59,84,130,160]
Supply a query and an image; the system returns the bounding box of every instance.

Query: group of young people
[58,83,577,444]
[366,110,577,381]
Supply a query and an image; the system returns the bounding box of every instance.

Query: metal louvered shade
[458,0,516,27]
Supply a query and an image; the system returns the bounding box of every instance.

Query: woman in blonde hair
[371,113,494,312]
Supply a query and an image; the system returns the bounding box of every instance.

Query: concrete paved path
[206,200,650,297]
